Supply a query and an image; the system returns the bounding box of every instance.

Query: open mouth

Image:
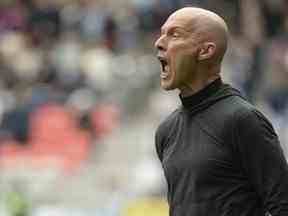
[160,59,168,72]
[158,56,169,78]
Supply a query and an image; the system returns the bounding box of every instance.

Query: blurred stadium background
[0,0,287,215]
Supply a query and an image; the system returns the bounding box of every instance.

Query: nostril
[157,45,164,51]
[155,37,165,51]
[156,41,165,51]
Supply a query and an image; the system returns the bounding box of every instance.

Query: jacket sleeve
[235,109,288,215]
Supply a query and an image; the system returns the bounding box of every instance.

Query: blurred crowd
[1,0,288,215]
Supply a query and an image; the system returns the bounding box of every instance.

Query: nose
[154,35,166,51]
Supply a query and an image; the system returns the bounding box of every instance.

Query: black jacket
[155,79,288,216]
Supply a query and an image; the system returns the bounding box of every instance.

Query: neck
[179,77,224,109]
[180,64,221,97]
[180,74,220,97]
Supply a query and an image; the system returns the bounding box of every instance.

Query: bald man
[154,7,288,216]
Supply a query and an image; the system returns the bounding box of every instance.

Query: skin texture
[155,7,229,97]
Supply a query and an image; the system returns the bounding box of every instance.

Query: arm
[235,109,288,215]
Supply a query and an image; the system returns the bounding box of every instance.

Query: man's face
[155,15,200,91]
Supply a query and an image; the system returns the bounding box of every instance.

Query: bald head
[155,7,229,94]
[168,7,228,29]
[165,7,229,64]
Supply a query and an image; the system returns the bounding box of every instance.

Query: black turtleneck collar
[180,78,223,108]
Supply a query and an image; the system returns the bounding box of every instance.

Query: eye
[166,27,183,39]
[171,32,180,38]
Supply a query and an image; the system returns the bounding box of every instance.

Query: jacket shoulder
[196,95,268,144]
[204,95,260,121]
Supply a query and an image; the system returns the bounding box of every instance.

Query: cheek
[169,44,198,63]
[173,50,196,73]
[167,43,198,78]
[181,55,196,68]
[169,46,186,68]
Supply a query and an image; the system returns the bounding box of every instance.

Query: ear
[198,42,216,61]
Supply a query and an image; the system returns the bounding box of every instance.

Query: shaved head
[155,7,229,95]
[166,7,229,63]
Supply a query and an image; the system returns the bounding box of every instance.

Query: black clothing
[155,79,288,216]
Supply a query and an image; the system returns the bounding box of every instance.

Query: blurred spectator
[0,106,30,143]
[27,0,61,45]
[262,0,285,37]
[0,0,27,33]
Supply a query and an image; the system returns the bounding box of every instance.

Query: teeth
[161,67,168,78]
[164,65,168,71]
[161,73,168,78]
